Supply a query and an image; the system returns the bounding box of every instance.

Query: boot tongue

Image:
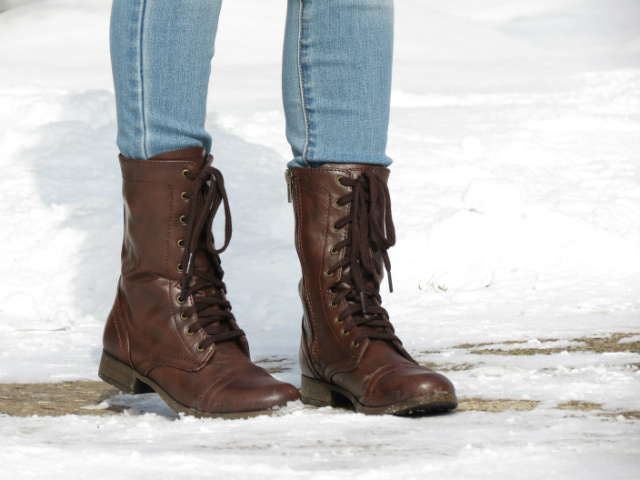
[190,237,230,335]
[194,240,214,272]
[179,155,244,348]
[338,262,389,337]
[334,169,396,340]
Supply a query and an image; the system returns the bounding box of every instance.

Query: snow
[1,407,637,480]
[0,0,639,478]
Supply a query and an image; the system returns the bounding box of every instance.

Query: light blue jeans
[111,0,394,167]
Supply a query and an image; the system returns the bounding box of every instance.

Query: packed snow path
[0,0,639,478]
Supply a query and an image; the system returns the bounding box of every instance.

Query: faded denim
[111,0,394,167]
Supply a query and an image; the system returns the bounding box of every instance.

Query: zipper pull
[285,170,294,203]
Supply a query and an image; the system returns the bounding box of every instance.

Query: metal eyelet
[182,169,190,177]
[196,344,204,352]
[177,263,183,272]
[176,295,185,304]
[181,192,188,200]
[179,215,187,224]
[329,300,338,308]
[177,239,184,248]
[335,317,343,324]
[331,224,340,232]
[336,176,343,185]
[180,312,189,320]
[334,199,342,208]
[325,269,334,277]
[352,341,360,348]
[341,329,350,336]
[330,246,339,255]
[185,328,193,336]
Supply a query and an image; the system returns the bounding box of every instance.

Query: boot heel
[98,351,151,394]
[300,375,336,407]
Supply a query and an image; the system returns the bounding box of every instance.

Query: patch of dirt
[418,333,639,419]
[1,382,636,419]
[445,333,639,356]
[553,401,640,420]
[556,401,603,412]
[254,357,289,364]
[0,382,541,417]
[457,398,539,412]
[601,411,640,420]
[420,362,478,372]
[0,381,122,417]
[254,357,293,374]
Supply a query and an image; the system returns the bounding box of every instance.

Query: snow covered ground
[0,0,639,478]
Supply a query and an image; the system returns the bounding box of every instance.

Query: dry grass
[0,381,545,417]
[556,400,603,412]
[420,362,478,372]
[457,398,539,412]
[0,381,121,417]
[1,382,638,419]
[451,333,639,356]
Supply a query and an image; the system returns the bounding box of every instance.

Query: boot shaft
[287,165,405,380]
[105,148,218,375]
[288,165,458,413]
[120,148,207,280]
[100,149,302,416]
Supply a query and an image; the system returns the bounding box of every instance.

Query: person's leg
[110,0,221,159]
[100,0,301,417]
[283,0,457,414]
[283,0,393,167]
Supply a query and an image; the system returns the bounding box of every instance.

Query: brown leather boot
[286,164,457,415]
[99,147,300,418]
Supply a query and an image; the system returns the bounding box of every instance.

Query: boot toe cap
[366,366,457,410]
[202,370,301,415]
[148,364,301,417]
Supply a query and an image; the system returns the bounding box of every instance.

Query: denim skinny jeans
[111,0,394,167]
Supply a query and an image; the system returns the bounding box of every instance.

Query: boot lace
[327,170,400,347]
[179,158,245,350]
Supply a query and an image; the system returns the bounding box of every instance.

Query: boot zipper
[285,169,301,255]
[285,170,294,203]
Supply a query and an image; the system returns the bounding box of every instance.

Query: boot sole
[98,350,288,419]
[301,375,457,416]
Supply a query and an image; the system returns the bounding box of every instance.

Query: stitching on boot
[299,183,353,367]
[201,365,248,411]
[123,178,199,365]
[363,363,408,404]
[316,190,354,360]
[164,183,174,280]
[298,173,363,363]
[112,298,127,364]
[295,180,322,371]
[162,182,200,363]
[151,350,213,375]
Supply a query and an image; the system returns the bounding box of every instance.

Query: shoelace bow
[328,171,400,346]
[179,160,244,350]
